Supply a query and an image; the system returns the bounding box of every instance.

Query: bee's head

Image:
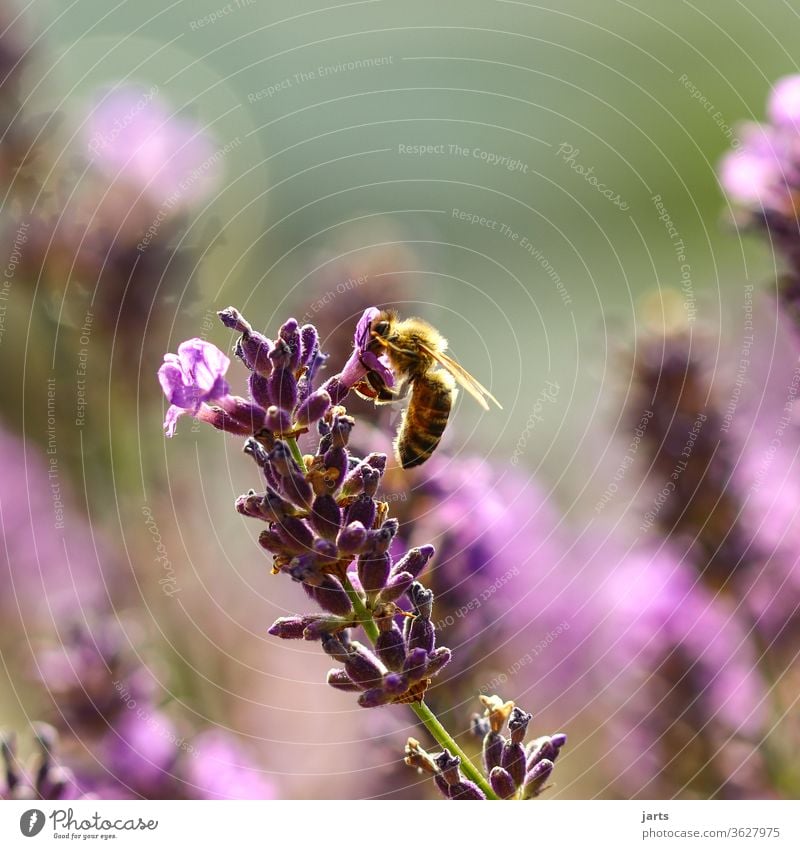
[370,310,395,340]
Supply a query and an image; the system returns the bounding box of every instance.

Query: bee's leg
[370,333,417,357]
[369,370,400,405]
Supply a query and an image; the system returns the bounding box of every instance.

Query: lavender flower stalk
[160,306,563,799]
[405,695,566,800]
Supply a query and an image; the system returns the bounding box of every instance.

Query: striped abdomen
[395,371,455,468]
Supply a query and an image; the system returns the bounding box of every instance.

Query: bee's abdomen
[396,371,455,468]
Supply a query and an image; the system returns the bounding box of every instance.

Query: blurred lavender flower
[33,618,275,800]
[0,420,108,621]
[719,75,800,316]
[6,85,220,373]
[85,86,217,209]
[626,327,753,588]
[1,724,89,800]
[405,694,566,800]
[600,546,771,799]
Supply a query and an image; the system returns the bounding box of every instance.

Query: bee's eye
[374,320,390,336]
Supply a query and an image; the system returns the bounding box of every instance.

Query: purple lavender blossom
[158,339,233,436]
[163,307,451,708]
[85,86,217,209]
[719,75,800,305]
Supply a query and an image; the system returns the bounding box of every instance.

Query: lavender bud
[267,616,307,639]
[218,306,251,334]
[406,614,435,655]
[336,521,368,554]
[321,633,350,663]
[330,415,354,448]
[295,389,331,427]
[365,522,397,554]
[408,582,434,620]
[361,465,380,498]
[346,495,376,529]
[269,368,298,412]
[343,642,386,688]
[432,750,462,784]
[501,739,527,789]
[471,716,491,738]
[390,545,435,580]
[375,621,407,671]
[275,517,314,553]
[269,441,302,478]
[243,437,270,470]
[357,551,391,596]
[383,672,409,694]
[449,781,486,800]
[424,646,451,677]
[508,707,532,745]
[310,495,342,541]
[377,571,414,604]
[483,731,505,774]
[310,576,353,617]
[249,372,272,409]
[521,758,554,799]
[218,307,274,375]
[264,406,292,434]
[363,452,387,473]
[358,688,391,708]
[268,338,292,370]
[221,398,266,432]
[279,318,301,371]
[489,766,518,799]
[327,669,361,693]
[320,375,348,405]
[323,447,348,492]
[403,647,429,683]
[300,324,319,370]
[526,736,559,770]
[434,774,450,798]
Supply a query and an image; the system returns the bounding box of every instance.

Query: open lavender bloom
[405,695,566,800]
[0,724,89,800]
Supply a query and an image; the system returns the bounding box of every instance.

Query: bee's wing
[419,345,502,411]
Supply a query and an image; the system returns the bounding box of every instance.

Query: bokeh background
[2,0,799,799]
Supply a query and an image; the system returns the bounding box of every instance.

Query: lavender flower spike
[406,694,566,800]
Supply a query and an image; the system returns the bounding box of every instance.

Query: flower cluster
[719,74,800,316]
[161,306,452,708]
[405,695,566,800]
[627,328,753,588]
[33,619,274,800]
[0,724,88,800]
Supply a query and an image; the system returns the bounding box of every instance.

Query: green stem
[342,573,379,643]
[285,436,307,472]
[410,701,498,800]
[340,574,498,800]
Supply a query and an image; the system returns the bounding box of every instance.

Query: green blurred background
[3,0,797,799]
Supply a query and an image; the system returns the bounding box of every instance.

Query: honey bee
[356,310,501,468]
